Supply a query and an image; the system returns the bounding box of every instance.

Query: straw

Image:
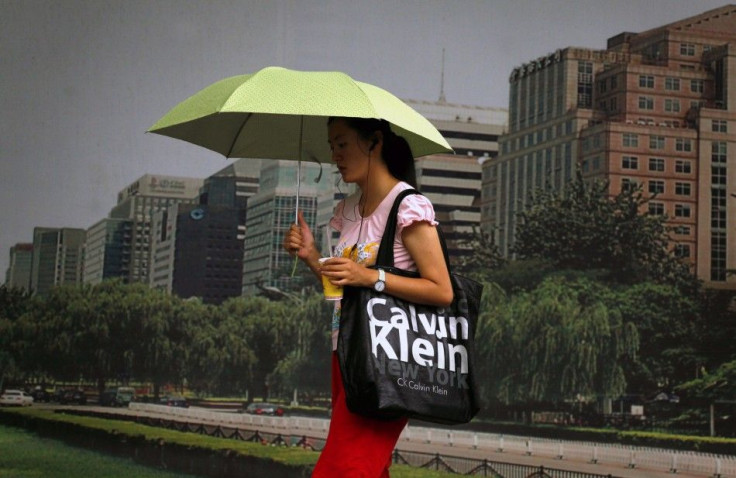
[326,224,334,257]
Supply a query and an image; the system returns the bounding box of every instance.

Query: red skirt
[312,353,408,478]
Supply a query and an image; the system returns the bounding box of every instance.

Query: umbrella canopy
[147,66,452,162]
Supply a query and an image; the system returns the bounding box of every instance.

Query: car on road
[30,388,52,403]
[58,389,87,405]
[243,402,285,416]
[159,395,189,408]
[99,387,136,407]
[0,389,34,407]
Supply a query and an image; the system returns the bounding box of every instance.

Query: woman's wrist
[303,248,322,270]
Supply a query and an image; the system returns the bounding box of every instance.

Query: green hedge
[454,420,736,455]
[0,408,448,478]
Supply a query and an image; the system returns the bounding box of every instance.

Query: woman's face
[328,119,374,184]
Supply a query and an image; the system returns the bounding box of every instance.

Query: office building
[483,5,736,289]
[150,203,244,303]
[150,159,261,303]
[5,243,33,291]
[109,174,202,284]
[83,218,132,285]
[406,100,507,258]
[242,160,332,295]
[30,227,86,295]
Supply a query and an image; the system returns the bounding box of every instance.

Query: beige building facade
[407,100,507,258]
[483,5,736,289]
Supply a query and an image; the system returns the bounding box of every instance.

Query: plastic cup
[318,257,343,300]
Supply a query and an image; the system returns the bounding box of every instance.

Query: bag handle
[375,189,453,274]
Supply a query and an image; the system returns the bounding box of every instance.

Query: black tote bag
[337,189,482,425]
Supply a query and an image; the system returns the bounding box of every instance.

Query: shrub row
[451,420,736,455]
[0,408,315,477]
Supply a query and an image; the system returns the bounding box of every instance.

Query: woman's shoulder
[396,184,437,228]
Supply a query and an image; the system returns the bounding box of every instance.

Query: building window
[648,180,665,195]
[638,96,654,110]
[712,190,727,228]
[649,135,665,150]
[674,244,691,258]
[713,165,727,185]
[691,100,705,110]
[675,204,691,218]
[639,75,655,88]
[610,75,618,90]
[712,120,727,133]
[680,43,695,56]
[690,79,704,93]
[674,225,691,235]
[665,77,680,91]
[649,158,665,172]
[675,182,691,196]
[712,232,727,281]
[675,160,692,174]
[712,142,727,163]
[648,202,665,215]
[622,156,639,169]
[623,133,638,147]
[665,99,680,113]
[577,61,593,108]
[622,178,638,192]
[675,138,692,152]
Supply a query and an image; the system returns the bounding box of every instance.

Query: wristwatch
[374,269,386,292]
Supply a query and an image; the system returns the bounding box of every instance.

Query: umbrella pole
[291,117,304,276]
[295,116,304,224]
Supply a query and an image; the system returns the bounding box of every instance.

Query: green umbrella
[148,66,452,163]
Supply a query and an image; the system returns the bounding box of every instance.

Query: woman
[283,117,453,477]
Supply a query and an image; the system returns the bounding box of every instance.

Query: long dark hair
[328,117,417,188]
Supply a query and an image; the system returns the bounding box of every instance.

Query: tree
[454,227,506,281]
[268,292,332,399]
[697,289,736,370]
[216,296,295,398]
[678,360,736,402]
[475,276,638,407]
[125,285,185,397]
[607,282,700,396]
[0,285,31,389]
[512,171,696,290]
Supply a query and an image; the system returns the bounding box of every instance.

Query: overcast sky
[0,0,729,278]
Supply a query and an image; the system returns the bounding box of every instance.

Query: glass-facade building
[242,160,334,295]
[5,243,33,291]
[30,227,86,295]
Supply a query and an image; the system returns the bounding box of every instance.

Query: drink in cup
[318,257,343,300]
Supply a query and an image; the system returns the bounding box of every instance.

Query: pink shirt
[328,181,438,349]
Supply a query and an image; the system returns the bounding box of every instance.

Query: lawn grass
[0,424,197,478]
[0,409,450,477]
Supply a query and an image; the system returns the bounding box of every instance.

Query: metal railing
[126,403,736,477]
[393,450,615,477]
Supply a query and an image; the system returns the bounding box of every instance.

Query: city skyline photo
[1,0,730,276]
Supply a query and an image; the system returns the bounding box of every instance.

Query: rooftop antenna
[439,48,447,103]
